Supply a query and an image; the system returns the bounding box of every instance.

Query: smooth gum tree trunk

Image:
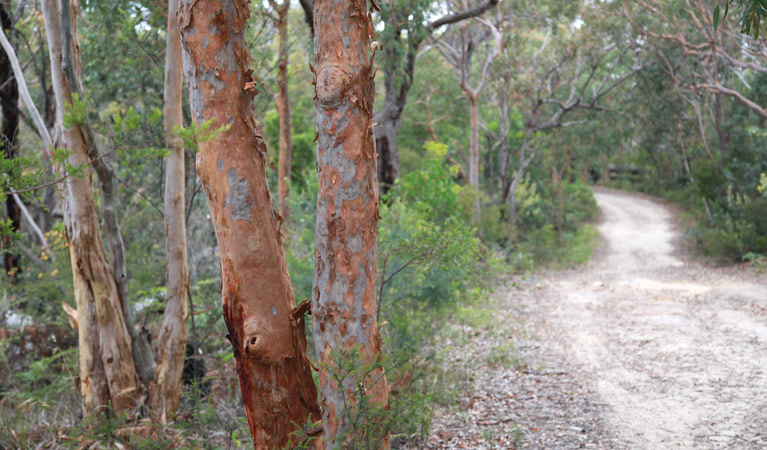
[178,1,322,447]
[60,0,156,388]
[41,0,138,416]
[151,0,189,423]
[312,0,390,447]
[468,96,480,222]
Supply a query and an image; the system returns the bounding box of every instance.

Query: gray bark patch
[225,169,254,222]
[182,46,205,124]
[198,64,226,93]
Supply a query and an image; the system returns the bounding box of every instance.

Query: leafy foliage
[715,0,767,38]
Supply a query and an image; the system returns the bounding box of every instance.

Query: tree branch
[428,0,501,31]
[299,0,314,37]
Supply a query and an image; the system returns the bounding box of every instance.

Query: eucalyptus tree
[436,7,504,221]
[714,0,767,38]
[177,0,321,447]
[311,0,390,446]
[151,0,189,422]
[40,0,140,415]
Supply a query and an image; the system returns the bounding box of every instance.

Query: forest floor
[423,188,767,450]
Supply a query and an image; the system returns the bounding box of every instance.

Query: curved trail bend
[537,189,767,449]
[424,188,767,449]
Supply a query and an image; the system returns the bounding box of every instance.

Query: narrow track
[534,189,767,449]
[426,188,767,449]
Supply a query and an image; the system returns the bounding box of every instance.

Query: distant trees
[294,0,501,191]
[375,0,501,191]
[437,8,504,221]
[625,0,767,119]
[270,0,294,219]
[619,0,767,259]
[486,3,644,229]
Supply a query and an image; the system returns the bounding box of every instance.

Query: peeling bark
[312,0,390,447]
[67,0,156,389]
[151,0,189,423]
[1,1,21,281]
[178,1,321,447]
[60,0,156,388]
[41,0,138,416]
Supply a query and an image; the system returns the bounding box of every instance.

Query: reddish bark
[312,0,390,447]
[178,1,321,447]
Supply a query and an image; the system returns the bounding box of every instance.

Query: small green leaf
[714,5,721,29]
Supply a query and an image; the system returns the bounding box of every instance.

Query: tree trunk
[509,185,517,235]
[178,1,321,447]
[274,0,293,219]
[374,93,403,194]
[553,167,563,243]
[0,1,21,282]
[41,0,138,416]
[469,96,480,222]
[499,145,510,204]
[61,0,156,388]
[713,93,727,156]
[312,1,390,447]
[151,0,189,423]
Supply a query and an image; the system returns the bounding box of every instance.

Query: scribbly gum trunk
[312,0,390,447]
[178,1,321,447]
[469,96,480,223]
[151,0,189,422]
[274,0,293,218]
[41,0,138,416]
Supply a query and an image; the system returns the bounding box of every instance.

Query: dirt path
[425,189,767,449]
